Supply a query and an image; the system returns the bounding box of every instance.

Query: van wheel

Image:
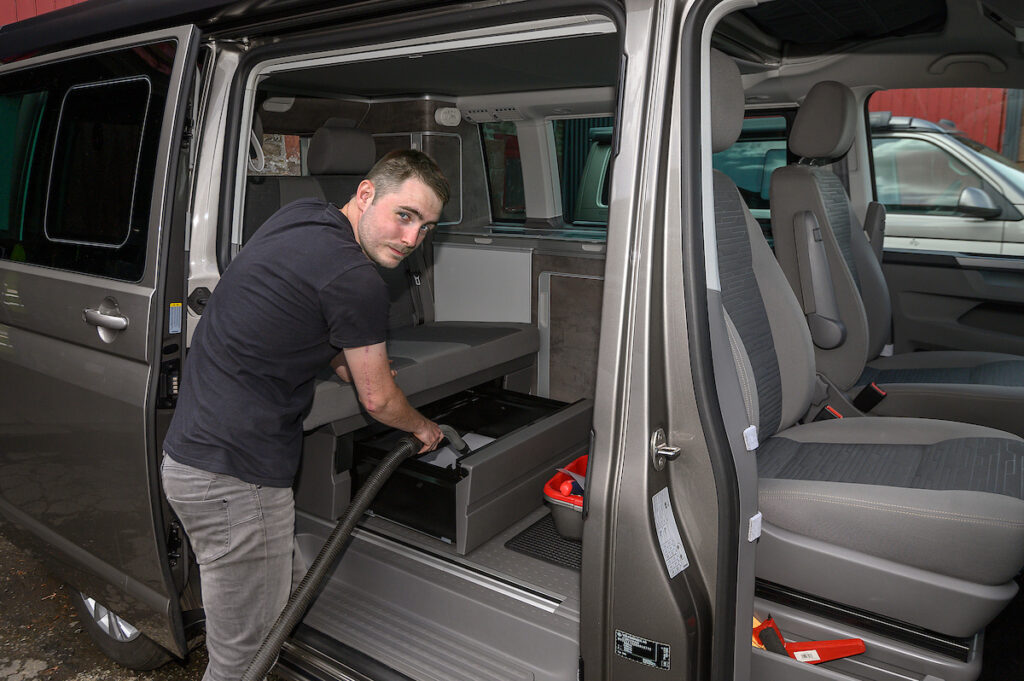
[69,589,172,670]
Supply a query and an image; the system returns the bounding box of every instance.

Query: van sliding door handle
[83,308,129,331]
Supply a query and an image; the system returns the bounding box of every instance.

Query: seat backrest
[770,81,893,390]
[243,117,376,243]
[307,117,377,205]
[711,50,817,440]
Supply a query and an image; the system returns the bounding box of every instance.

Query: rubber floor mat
[505,514,581,571]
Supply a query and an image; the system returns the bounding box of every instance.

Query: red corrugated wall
[0,0,87,27]
[869,88,1007,151]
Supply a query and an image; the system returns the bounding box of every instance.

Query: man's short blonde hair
[366,149,450,206]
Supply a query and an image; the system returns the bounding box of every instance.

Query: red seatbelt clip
[853,382,887,412]
[753,616,866,664]
[824,405,843,419]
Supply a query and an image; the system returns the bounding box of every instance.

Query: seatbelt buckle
[852,382,886,412]
[753,616,866,664]
[814,405,843,421]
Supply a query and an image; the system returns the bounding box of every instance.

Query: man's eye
[398,212,410,221]
[419,224,431,232]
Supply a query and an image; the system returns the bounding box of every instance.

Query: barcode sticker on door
[652,487,689,578]
[169,303,182,334]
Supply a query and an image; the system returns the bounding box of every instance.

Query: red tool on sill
[752,616,866,664]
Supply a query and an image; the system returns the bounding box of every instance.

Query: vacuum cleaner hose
[241,425,466,681]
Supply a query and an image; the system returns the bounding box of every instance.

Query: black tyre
[68,588,172,671]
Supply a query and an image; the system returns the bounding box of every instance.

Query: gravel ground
[0,533,208,681]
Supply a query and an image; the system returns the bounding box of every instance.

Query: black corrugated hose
[240,426,468,681]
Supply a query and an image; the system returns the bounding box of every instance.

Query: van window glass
[0,41,173,281]
[45,78,151,247]
[249,134,303,176]
[711,115,788,213]
[480,121,526,223]
[712,115,789,241]
[554,117,614,226]
[872,137,984,213]
[0,92,47,256]
[868,87,1024,256]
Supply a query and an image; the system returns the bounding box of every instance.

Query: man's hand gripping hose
[240,424,467,681]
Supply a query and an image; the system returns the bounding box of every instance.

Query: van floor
[978,575,1024,681]
[292,507,580,681]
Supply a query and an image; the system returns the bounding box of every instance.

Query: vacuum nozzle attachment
[439,424,470,456]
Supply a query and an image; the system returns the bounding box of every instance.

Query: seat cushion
[860,350,1024,387]
[855,351,1024,436]
[758,417,1024,585]
[303,322,539,431]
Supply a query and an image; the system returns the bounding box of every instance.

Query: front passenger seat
[770,80,1024,436]
[710,50,1024,641]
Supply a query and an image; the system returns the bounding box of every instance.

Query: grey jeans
[161,454,294,681]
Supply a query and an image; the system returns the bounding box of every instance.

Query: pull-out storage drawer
[352,386,592,554]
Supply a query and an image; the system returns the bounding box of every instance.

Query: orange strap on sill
[752,616,866,664]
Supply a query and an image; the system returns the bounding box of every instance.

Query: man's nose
[399,225,420,246]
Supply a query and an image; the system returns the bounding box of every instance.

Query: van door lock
[187,287,211,315]
[650,428,681,471]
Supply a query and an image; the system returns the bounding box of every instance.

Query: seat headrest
[711,49,744,153]
[307,118,377,175]
[789,81,857,162]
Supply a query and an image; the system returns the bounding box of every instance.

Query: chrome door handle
[83,308,129,331]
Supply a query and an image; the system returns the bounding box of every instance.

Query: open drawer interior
[295,384,593,554]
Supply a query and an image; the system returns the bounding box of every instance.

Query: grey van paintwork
[0,25,199,655]
[0,1,731,679]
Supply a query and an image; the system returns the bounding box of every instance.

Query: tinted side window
[46,78,152,246]
[0,91,47,261]
[554,116,614,226]
[0,42,173,281]
[480,121,526,223]
[712,115,788,213]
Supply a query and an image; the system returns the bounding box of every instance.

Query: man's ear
[356,179,375,209]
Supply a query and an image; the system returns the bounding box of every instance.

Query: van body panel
[0,24,200,655]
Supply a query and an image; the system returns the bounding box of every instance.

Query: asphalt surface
[0,533,207,681]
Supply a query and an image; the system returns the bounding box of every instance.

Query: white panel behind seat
[433,243,533,323]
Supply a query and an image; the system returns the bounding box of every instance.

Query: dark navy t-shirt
[163,199,388,486]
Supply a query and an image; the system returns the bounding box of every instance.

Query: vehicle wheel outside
[68,588,172,670]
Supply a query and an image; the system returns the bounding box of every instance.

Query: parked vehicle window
[480,121,525,223]
[0,42,172,280]
[872,137,984,214]
[868,88,1024,256]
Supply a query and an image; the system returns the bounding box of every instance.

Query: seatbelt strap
[864,201,886,265]
[408,248,435,324]
[852,382,887,412]
[793,211,846,350]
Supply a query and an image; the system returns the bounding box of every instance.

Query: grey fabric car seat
[711,50,1024,638]
[306,117,378,205]
[770,80,1024,436]
[244,119,376,242]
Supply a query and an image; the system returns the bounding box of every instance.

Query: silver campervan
[2,1,1024,680]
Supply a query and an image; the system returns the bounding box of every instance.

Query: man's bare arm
[342,343,442,452]
[330,351,352,382]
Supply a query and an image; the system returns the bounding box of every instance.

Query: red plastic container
[543,454,587,539]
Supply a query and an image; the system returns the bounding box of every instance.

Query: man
[160,149,447,681]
